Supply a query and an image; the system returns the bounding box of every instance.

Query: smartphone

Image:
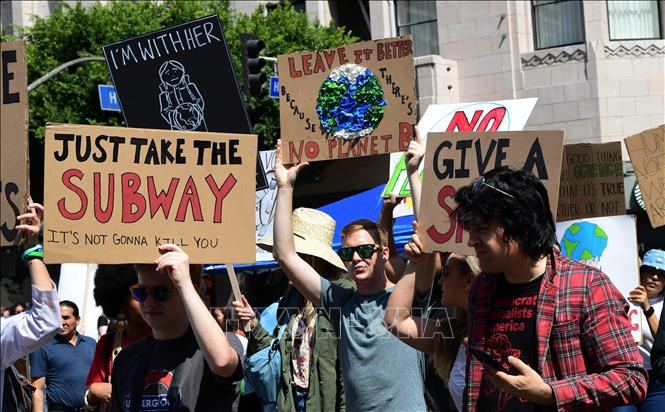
[468,346,511,374]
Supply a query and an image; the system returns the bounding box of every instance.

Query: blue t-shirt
[30,333,96,408]
[320,278,426,411]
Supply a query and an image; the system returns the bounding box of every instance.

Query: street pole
[27,56,106,92]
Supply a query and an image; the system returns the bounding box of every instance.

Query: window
[532,0,585,50]
[608,0,662,40]
[395,0,439,56]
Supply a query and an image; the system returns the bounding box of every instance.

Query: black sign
[103,15,267,190]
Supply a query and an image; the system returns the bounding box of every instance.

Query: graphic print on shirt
[123,369,181,411]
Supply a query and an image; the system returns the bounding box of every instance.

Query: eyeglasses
[337,244,380,262]
[472,176,516,200]
[129,284,174,302]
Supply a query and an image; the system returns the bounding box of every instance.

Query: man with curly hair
[455,167,647,412]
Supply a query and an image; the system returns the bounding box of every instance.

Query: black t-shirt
[477,273,543,412]
[109,327,243,412]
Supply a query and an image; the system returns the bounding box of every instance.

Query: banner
[557,142,625,221]
[277,36,416,163]
[1,40,29,246]
[556,215,642,342]
[43,124,257,264]
[102,15,267,190]
[385,98,537,218]
[418,130,564,254]
[624,124,665,228]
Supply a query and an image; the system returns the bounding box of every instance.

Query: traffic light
[240,33,266,97]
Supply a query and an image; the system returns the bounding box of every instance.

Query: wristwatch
[644,306,655,319]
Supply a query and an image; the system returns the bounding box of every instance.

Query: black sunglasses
[337,244,380,262]
[472,176,516,200]
[129,284,174,302]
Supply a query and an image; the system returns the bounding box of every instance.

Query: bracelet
[21,244,43,262]
[644,306,655,319]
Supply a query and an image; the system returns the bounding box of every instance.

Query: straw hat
[257,208,346,272]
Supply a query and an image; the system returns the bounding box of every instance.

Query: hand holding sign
[275,139,309,189]
[405,126,425,174]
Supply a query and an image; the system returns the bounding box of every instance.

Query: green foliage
[18,0,357,149]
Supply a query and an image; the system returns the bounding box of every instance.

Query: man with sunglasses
[455,167,647,411]
[270,140,426,411]
[108,244,243,412]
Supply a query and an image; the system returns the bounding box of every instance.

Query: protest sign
[557,142,624,221]
[255,149,277,261]
[43,124,257,264]
[277,36,416,163]
[384,98,538,218]
[556,215,642,342]
[102,15,267,190]
[418,130,564,254]
[1,40,29,246]
[624,124,665,228]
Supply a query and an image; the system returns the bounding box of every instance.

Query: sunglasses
[129,284,174,302]
[641,268,665,280]
[337,244,380,262]
[472,176,516,200]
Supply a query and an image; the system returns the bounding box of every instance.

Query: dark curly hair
[454,167,556,261]
[93,264,137,320]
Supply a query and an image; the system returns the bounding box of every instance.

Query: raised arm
[384,228,439,353]
[405,126,425,221]
[378,194,406,283]
[272,140,323,306]
[1,203,60,371]
[155,244,239,378]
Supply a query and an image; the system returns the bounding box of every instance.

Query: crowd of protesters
[2,130,665,412]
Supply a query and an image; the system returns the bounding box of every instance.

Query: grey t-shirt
[320,278,426,411]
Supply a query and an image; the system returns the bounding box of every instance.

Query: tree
[15,0,357,150]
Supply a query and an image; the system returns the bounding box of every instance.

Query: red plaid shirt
[464,252,647,411]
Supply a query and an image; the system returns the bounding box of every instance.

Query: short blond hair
[341,219,382,245]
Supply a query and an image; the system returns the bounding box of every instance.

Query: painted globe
[316,63,387,140]
[559,221,608,262]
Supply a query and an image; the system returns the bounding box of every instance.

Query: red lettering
[175,177,203,222]
[629,308,640,331]
[313,53,326,73]
[58,169,87,220]
[426,185,458,244]
[377,43,385,61]
[370,135,378,154]
[304,141,320,159]
[93,172,114,223]
[147,176,179,219]
[399,122,413,151]
[381,134,392,152]
[288,57,302,78]
[338,140,349,158]
[356,137,368,156]
[476,107,506,131]
[327,139,337,159]
[205,174,237,224]
[302,54,312,75]
[324,50,336,67]
[447,110,483,132]
[338,48,348,64]
[288,141,303,163]
[121,172,146,224]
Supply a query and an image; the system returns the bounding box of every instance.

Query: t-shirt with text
[478,274,543,412]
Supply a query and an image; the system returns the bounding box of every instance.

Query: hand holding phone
[468,346,511,374]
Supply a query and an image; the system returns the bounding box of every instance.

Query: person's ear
[381,245,389,262]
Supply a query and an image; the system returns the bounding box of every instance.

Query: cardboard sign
[102,15,267,190]
[255,150,277,261]
[1,40,30,246]
[385,98,538,218]
[418,130,564,254]
[624,124,665,228]
[277,36,416,163]
[557,142,625,221]
[556,215,642,342]
[43,124,257,264]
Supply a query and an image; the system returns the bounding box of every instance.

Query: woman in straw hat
[233,207,351,412]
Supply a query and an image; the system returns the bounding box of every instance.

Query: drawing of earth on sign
[316,63,387,140]
[559,221,608,268]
